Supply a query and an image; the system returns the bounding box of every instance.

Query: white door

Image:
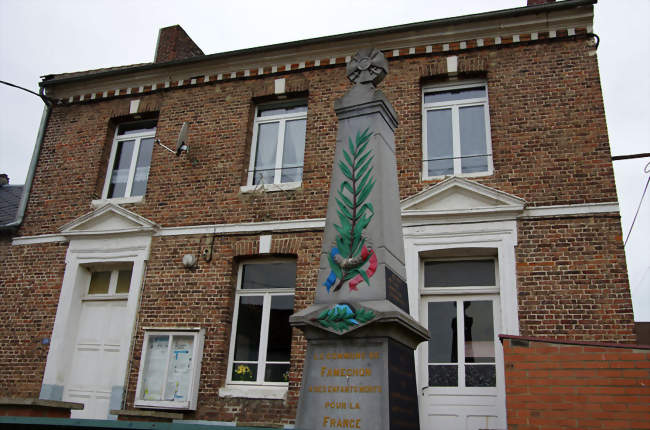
[63,266,133,419]
[64,299,128,419]
[419,296,506,430]
[418,259,506,430]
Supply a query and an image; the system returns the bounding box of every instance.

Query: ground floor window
[422,259,499,390]
[227,260,296,386]
[425,298,497,388]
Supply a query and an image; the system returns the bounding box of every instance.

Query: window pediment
[401,177,525,219]
[59,203,159,237]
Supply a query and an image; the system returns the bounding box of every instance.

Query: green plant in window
[233,364,254,381]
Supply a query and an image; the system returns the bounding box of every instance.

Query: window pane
[253,122,279,185]
[464,301,495,363]
[281,119,306,183]
[424,87,486,103]
[465,364,496,387]
[427,301,457,363]
[259,105,307,117]
[424,260,495,288]
[241,263,296,290]
[428,365,458,387]
[108,140,134,198]
[115,270,132,294]
[88,271,111,294]
[459,105,488,173]
[233,296,263,361]
[232,363,257,381]
[426,109,453,176]
[165,335,194,402]
[142,335,169,400]
[265,363,291,383]
[131,137,154,196]
[266,295,294,362]
[118,120,157,136]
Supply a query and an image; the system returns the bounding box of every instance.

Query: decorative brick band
[420,56,489,79]
[251,76,309,99]
[57,27,590,105]
[270,237,302,255]
[233,239,259,257]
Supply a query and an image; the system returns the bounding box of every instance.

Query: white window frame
[245,102,307,189]
[422,80,493,179]
[420,258,500,395]
[223,260,295,398]
[134,328,205,410]
[100,122,157,203]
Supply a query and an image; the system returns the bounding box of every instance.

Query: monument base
[295,337,419,430]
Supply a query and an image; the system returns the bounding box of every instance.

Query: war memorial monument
[290,48,429,430]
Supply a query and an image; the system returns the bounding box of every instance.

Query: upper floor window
[422,82,492,179]
[247,103,307,187]
[102,120,157,199]
[226,260,295,387]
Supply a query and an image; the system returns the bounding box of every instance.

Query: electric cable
[624,161,650,247]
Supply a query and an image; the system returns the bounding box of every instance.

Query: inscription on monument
[385,267,409,313]
[298,340,387,429]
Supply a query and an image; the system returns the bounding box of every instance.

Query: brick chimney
[154,25,204,63]
[527,0,555,5]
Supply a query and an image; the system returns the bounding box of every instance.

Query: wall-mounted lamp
[182,253,197,269]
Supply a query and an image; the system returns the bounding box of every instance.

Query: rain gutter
[0,92,51,232]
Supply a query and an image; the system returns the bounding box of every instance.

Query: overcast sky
[1,0,648,320]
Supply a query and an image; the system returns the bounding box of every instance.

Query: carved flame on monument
[290,48,429,430]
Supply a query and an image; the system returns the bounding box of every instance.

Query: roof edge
[40,0,596,87]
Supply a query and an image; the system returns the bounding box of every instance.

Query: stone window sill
[218,385,287,400]
[240,182,301,193]
[92,196,144,208]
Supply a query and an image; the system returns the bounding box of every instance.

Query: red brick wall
[516,216,635,342]
[502,335,650,429]
[123,231,321,424]
[20,36,616,237]
[0,241,67,397]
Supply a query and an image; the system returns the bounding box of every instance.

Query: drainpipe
[0,88,52,232]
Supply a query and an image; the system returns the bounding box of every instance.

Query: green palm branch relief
[315,304,376,332]
[325,127,377,293]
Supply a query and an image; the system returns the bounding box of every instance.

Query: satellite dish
[175,122,189,156]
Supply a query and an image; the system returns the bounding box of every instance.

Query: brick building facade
[0,1,640,428]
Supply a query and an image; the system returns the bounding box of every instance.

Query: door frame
[402,219,519,428]
[40,233,152,419]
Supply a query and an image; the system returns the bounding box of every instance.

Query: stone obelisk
[291,48,428,430]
